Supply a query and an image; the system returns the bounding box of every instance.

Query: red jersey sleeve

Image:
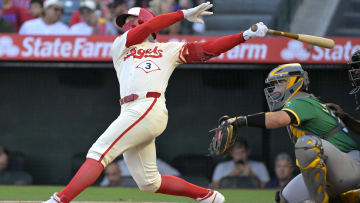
[182,33,246,63]
[125,10,184,47]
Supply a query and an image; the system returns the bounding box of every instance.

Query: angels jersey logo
[124,46,163,61]
[136,60,160,73]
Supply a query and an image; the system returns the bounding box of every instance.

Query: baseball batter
[215,63,360,203]
[43,2,268,203]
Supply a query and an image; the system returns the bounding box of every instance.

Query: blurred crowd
[0,0,209,35]
[0,138,296,190]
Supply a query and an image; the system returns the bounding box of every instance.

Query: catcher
[210,63,360,203]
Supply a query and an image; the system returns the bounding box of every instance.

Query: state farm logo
[281,40,310,61]
[21,37,112,58]
[0,36,20,57]
[281,40,360,62]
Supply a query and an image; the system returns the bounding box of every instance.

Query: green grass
[0,186,276,203]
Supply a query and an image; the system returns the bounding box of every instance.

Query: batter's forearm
[126,10,184,47]
[342,114,360,135]
[202,33,245,56]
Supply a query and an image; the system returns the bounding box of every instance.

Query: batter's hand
[182,1,213,24]
[242,22,268,40]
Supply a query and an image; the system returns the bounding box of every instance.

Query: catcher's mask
[264,63,309,111]
[348,50,360,109]
[115,7,157,39]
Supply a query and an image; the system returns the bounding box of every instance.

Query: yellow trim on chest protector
[289,125,306,138]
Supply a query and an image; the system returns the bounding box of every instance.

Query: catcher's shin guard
[340,189,360,203]
[295,136,329,203]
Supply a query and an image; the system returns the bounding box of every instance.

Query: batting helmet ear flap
[115,7,156,32]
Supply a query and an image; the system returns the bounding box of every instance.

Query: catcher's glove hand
[209,115,245,156]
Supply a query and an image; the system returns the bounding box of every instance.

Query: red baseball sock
[57,158,104,203]
[156,175,209,199]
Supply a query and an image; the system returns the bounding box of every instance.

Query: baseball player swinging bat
[251,24,335,49]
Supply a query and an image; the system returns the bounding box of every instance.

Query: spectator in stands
[266,153,295,189]
[1,0,30,31]
[101,161,122,187]
[211,138,270,189]
[19,0,69,35]
[69,0,110,27]
[149,0,179,34]
[177,0,193,35]
[70,0,117,35]
[0,0,15,33]
[100,158,180,187]
[107,0,128,30]
[0,145,32,185]
[12,0,32,9]
[28,0,44,18]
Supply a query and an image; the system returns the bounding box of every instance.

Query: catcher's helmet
[264,63,309,111]
[116,7,155,32]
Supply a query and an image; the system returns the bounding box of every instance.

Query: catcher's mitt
[209,116,238,156]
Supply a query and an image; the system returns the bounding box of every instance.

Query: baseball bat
[267,28,335,49]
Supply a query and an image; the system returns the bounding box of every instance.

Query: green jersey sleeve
[282,98,316,126]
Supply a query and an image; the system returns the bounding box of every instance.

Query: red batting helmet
[116,7,156,32]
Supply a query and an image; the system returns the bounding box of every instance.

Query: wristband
[246,112,266,128]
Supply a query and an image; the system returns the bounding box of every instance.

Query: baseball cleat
[196,190,225,203]
[42,193,62,203]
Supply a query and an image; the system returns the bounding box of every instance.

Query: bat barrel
[267,29,334,49]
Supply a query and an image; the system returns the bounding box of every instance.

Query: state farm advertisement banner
[1,34,360,64]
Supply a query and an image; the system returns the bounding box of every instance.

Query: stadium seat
[327,0,360,36]
[201,0,284,35]
[214,0,280,14]
[204,14,273,31]
[219,176,260,189]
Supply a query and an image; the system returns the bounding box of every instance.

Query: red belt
[120,92,161,105]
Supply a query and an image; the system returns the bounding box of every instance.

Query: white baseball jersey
[111,31,187,99]
[87,32,189,192]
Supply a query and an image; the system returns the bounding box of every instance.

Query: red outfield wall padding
[0,34,359,64]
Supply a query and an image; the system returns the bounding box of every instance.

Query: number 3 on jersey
[136,60,161,73]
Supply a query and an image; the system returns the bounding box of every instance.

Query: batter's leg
[124,139,224,202]
[48,99,167,203]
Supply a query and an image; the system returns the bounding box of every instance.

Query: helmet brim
[116,13,136,28]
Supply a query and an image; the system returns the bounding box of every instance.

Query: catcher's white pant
[87,97,168,192]
[282,139,360,202]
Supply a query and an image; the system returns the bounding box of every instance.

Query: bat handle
[267,29,280,35]
[267,29,299,40]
